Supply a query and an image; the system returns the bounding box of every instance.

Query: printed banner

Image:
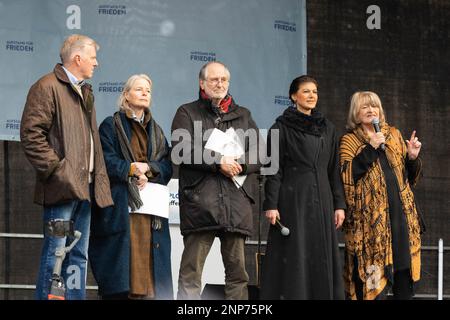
[0,0,306,141]
[0,0,306,224]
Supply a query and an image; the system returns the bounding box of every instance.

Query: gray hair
[60,34,99,64]
[118,74,153,111]
[346,91,386,131]
[198,61,231,80]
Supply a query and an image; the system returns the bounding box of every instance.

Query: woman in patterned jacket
[340,91,423,300]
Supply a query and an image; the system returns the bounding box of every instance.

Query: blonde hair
[60,34,99,64]
[346,91,386,130]
[118,74,153,111]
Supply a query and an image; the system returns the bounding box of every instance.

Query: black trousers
[392,269,414,300]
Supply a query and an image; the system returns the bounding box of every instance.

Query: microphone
[275,218,290,236]
[371,118,385,151]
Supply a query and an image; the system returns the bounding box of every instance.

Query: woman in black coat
[260,75,346,299]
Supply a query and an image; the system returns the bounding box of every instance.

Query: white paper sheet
[205,128,247,188]
[223,128,245,157]
[232,175,247,188]
[204,128,232,154]
[130,182,169,218]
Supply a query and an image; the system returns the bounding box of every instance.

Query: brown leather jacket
[20,64,113,208]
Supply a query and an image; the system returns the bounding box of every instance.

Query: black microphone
[371,118,385,151]
[275,218,290,236]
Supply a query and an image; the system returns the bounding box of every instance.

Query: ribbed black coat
[260,107,346,300]
[171,96,262,236]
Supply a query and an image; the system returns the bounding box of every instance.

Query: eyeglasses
[206,77,229,85]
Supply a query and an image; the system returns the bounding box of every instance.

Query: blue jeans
[35,198,91,300]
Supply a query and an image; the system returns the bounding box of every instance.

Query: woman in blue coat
[89,74,173,299]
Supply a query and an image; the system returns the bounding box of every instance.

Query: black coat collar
[277,107,326,136]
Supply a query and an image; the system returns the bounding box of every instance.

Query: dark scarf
[113,110,167,211]
[277,106,327,136]
[199,89,233,113]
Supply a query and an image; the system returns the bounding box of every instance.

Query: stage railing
[246,238,449,300]
[0,232,99,292]
[0,233,448,299]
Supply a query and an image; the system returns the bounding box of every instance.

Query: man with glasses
[172,61,261,299]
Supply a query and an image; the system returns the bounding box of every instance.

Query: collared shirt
[61,66,84,86]
[134,112,145,124]
[62,66,85,97]
[125,108,146,125]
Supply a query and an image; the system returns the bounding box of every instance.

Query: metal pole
[0,233,44,239]
[438,238,443,300]
[3,141,10,300]
[3,141,11,300]
[256,174,264,288]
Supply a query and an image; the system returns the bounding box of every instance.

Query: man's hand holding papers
[204,127,247,188]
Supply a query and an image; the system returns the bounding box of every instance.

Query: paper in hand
[205,128,247,189]
[130,182,169,218]
[204,128,232,154]
[205,128,244,158]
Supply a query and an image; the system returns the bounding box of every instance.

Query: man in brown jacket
[20,34,113,300]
